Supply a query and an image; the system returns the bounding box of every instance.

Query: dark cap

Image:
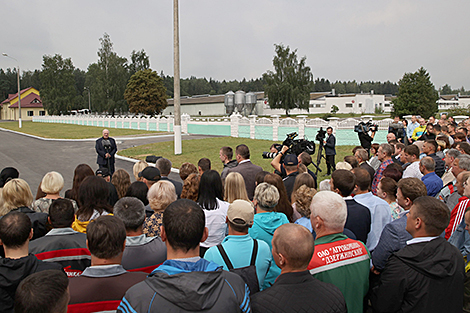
[139,166,161,181]
[283,154,298,166]
[0,167,19,188]
[96,168,110,177]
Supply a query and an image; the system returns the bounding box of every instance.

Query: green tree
[124,69,167,115]
[391,67,438,118]
[263,44,312,116]
[440,84,452,95]
[40,54,76,115]
[129,49,150,76]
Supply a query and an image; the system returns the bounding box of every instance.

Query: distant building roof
[167,92,265,106]
[8,93,43,108]
[1,87,34,104]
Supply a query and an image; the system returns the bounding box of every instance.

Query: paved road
[0,128,216,195]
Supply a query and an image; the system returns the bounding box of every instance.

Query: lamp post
[173,0,182,154]
[84,86,91,112]
[2,53,22,128]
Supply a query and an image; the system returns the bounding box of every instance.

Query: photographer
[388,116,405,143]
[95,129,117,175]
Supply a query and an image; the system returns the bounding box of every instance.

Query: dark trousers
[326,155,336,175]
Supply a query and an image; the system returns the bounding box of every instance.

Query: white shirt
[403,161,423,179]
[201,198,230,248]
[406,236,439,245]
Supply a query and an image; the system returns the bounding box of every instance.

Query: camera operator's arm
[271,145,289,173]
[370,130,376,139]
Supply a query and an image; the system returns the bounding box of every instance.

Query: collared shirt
[421,172,443,197]
[45,227,80,236]
[238,159,251,165]
[403,161,424,179]
[354,192,392,251]
[372,158,394,195]
[406,236,439,245]
[81,264,127,277]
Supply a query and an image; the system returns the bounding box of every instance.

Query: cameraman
[270,146,317,189]
[357,122,376,154]
[95,129,117,175]
[324,127,336,175]
[388,116,405,143]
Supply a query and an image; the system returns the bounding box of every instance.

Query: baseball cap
[138,166,161,181]
[96,168,110,177]
[227,199,254,227]
[283,154,299,166]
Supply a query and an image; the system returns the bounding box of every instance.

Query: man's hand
[281,145,289,154]
[271,145,289,173]
[105,153,111,158]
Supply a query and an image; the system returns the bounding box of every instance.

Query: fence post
[272,115,279,142]
[297,115,307,139]
[249,115,257,139]
[230,113,241,138]
[181,113,189,134]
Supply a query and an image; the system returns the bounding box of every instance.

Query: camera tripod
[313,140,326,176]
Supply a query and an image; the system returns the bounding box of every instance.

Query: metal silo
[245,92,257,115]
[224,91,235,115]
[234,90,246,114]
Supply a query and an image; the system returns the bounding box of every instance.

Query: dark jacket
[95,136,117,166]
[161,176,183,198]
[344,199,371,245]
[0,254,62,313]
[251,270,347,313]
[227,160,263,200]
[360,162,375,180]
[221,159,238,180]
[118,258,251,313]
[11,207,48,240]
[325,134,336,155]
[283,171,299,202]
[29,228,90,277]
[428,152,445,177]
[371,237,465,313]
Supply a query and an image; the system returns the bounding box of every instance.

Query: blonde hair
[147,180,177,213]
[293,185,317,218]
[335,162,352,171]
[111,169,131,199]
[1,179,34,215]
[254,183,279,211]
[133,160,148,182]
[40,171,64,194]
[224,172,249,203]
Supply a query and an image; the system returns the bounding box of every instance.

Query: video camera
[102,139,112,152]
[262,132,315,159]
[354,121,378,134]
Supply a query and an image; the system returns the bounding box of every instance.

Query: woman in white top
[198,170,229,255]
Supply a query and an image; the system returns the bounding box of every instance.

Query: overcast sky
[1,0,469,90]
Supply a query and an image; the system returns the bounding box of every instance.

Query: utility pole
[2,53,22,128]
[173,0,182,154]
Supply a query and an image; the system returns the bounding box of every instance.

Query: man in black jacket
[95,129,117,175]
[251,223,347,313]
[371,196,465,313]
[423,140,445,177]
[0,212,63,313]
[324,127,336,175]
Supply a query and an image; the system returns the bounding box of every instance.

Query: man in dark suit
[156,158,182,198]
[355,148,375,179]
[324,127,336,175]
[95,129,117,175]
[227,144,263,200]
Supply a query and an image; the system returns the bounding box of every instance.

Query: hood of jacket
[0,254,40,290]
[253,212,288,236]
[146,258,225,310]
[395,237,461,279]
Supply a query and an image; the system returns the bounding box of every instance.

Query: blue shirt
[204,234,272,289]
[354,192,392,251]
[422,172,443,197]
[407,121,419,138]
[294,217,313,233]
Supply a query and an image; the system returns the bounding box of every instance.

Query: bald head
[272,223,314,270]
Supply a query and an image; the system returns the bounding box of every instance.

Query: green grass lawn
[0,121,165,139]
[119,137,355,182]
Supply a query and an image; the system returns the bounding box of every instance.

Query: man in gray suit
[227,144,263,200]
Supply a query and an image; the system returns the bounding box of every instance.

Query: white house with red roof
[0,87,47,121]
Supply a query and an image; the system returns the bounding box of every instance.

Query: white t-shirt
[200,198,229,248]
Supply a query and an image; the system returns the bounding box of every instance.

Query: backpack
[216,239,260,294]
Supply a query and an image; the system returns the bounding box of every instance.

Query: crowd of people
[0,113,470,312]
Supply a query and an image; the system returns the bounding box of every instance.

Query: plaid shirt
[372,159,393,195]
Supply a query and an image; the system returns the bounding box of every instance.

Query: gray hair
[113,197,146,231]
[319,179,331,191]
[457,154,470,171]
[420,157,435,172]
[156,158,172,176]
[356,148,369,162]
[446,148,461,159]
[379,143,393,157]
[254,183,279,211]
[310,191,347,231]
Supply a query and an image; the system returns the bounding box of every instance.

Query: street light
[2,53,22,128]
[173,0,182,154]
